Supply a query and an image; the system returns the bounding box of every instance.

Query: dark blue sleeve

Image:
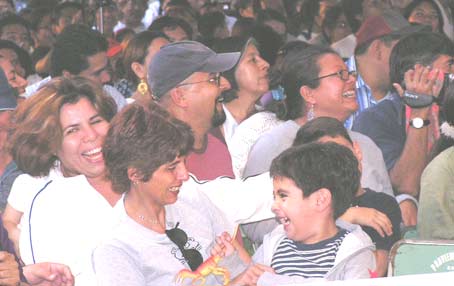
[352,103,405,171]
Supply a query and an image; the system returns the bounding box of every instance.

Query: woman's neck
[124,190,167,233]
[225,91,260,124]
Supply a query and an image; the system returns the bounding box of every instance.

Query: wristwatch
[409,117,430,129]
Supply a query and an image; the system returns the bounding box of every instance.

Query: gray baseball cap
[0,68,16,111]
[147,41,241,100]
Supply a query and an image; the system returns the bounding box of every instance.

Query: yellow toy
[175,226,239,286]
[175,254,230,286]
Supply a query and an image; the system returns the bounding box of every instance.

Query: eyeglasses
[176,73,221,88]
[311,70,357,82]
[165,222,203,271]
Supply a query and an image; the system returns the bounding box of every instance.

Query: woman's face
[57,97,110,179]
[234,44,270,98]
[308,53,358,122]
[408,1,440,33]
[139,156,189,206]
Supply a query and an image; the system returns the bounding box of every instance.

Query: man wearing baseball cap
[345,9,427,130]
[148,40,240,180]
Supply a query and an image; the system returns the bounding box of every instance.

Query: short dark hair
[122,30,168,85]
[148,15,193,40]
[50,24,108,77]
[103,100,194,193]
[0,39,34,76]
[51,1,83,23]
[0,14,31,36]
[9,76,117,177]
[403,0,444,33]
[267,44,337,120]
[293,117,353,147]
[430,81,454,160]
[270,142,359,219]
[389,31,454,86]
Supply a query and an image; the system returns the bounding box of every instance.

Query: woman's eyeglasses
[311,70,357,82]
[165,222,203,271]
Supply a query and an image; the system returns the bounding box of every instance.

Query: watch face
[412,118,424,128]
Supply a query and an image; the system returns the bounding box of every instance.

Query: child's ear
[314,188,332,211]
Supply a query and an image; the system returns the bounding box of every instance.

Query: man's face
[0,110,12,152]
[0,49,27,94]
[163,26,189,42]
[431,54,454,74]
[177,71,230,129]
[1,24,32,52]
[78,52,112,85]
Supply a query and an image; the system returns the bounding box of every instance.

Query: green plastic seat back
[389,239,454,276]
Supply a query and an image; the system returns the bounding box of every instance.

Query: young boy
[212,142,376,285]
[293,117,402,277]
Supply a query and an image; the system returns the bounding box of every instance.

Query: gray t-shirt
[244,120,393,196]
[92,187,236,286]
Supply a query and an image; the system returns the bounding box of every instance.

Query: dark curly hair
[270,142,359,219]
[103,100,194,193]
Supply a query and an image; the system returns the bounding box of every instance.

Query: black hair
[51,1,83,24]
[293,117,353,147]
[197,11,227,44]
[50,24,108,77]
[389,31,454,87]
[430,81,454,160]
[250,24,283,66]
[148,15,193,41]
[0,13,31,36]
[270,142,359,219]
[0,39,34,76]
[267,44,337,120]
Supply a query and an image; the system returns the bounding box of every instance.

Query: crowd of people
[0,0,454,285]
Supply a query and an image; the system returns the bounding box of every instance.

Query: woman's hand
[341,206,393,237]
[0,251,20,286]
[231,264,274,286]
[23,262,74,286]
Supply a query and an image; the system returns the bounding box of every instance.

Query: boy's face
[272,176,318,243]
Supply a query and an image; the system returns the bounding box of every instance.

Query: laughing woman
[92,101,267,285]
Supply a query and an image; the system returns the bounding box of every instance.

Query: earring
[137,78,148,96]
[307,104,315,121]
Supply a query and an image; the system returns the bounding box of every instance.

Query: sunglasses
[165,222,203,271]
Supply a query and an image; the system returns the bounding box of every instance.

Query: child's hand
[231,264,274,286]
[210,232,235,258]
[342,206,393,237]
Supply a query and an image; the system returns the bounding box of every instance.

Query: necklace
[137,215,160,224]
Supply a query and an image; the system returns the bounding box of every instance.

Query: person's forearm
[389,109,430,197]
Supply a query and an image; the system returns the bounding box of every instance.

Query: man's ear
[168,88,188,108]
[370,39,383,61]
[313,188,332,212]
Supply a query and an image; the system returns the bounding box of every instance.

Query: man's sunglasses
[165,222,203,271]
